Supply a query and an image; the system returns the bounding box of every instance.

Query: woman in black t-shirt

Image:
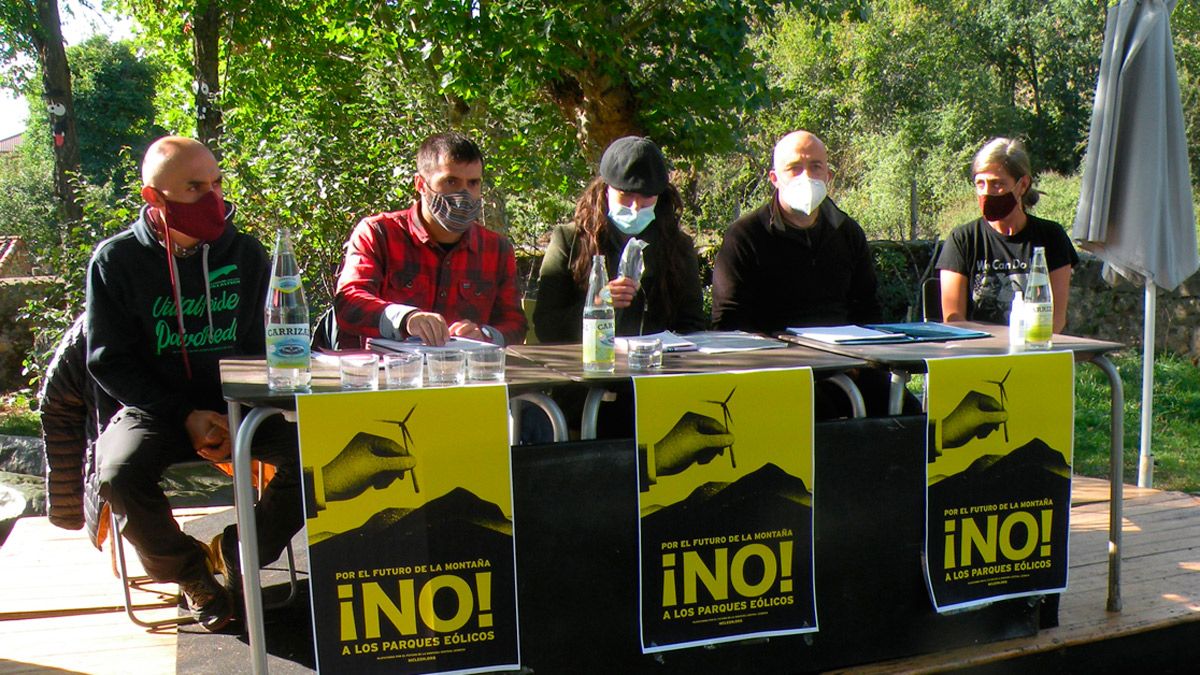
[936,137,1079,330]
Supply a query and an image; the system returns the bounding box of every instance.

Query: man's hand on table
[449,319,488,341]
[404,311,451,346]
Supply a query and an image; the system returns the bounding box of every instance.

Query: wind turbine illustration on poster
[377,405,421,493]
[705,387,737,469]
[984,369,1011,443]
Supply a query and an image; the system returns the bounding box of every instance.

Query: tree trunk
[192,0,223,157]
[32,0,83,224]
[548,70,643,162]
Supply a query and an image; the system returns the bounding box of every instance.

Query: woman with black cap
[533,136,706,342]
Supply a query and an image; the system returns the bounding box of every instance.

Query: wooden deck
[1,478,1198,673]
[0,508,220,675]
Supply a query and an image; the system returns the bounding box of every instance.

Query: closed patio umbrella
[1073,0,1198,488]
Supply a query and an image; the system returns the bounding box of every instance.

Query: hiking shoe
[208,530,242,599]
[179,570,234,632]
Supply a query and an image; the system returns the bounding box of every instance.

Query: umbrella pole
[1137,279,1156,488]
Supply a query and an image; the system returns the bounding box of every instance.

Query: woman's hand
[607,276,639,309]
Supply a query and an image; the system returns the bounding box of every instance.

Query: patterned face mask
[425,189,481,234]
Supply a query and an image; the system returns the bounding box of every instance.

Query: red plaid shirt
[334,203,526,345]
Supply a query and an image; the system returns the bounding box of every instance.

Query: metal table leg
[1088,354,1124,612]
[581,387,615,440]
[509,392,570,443]
[888,369,911,416]
[230,404,285,675]
[825,373,866,418]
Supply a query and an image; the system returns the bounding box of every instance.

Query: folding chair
[108,460,298,629]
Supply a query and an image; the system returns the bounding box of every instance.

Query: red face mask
[979,191,1018,221]
[156,189,227,242]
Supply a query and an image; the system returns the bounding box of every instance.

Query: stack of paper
[615,331,697,353]
[686,331,788,354]
[366,336,496,353]
[787,323,991,344]
[786,325,898,344]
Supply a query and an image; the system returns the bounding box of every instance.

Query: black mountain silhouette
[641,461,813,566]
[639,463,817,642]
[642,462,812,520]
[930,438,1070,489]
[310,486,514,578]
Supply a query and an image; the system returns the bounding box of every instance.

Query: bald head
[140,136,223,214]
[771,131,828,177]
[141,136,217,187]
[769,131,832,228]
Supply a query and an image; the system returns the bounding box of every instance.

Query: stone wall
[0,277,57,391]
[1067,254,1200,356]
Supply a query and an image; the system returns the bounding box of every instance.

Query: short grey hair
[972,137,1039,208]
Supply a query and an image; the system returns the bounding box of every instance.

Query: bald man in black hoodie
[86,137,301,631]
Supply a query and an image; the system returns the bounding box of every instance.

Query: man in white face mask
[713,131,903,418]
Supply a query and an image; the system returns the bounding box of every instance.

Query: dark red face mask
[156,189,227,242]
[979,191,1018,222]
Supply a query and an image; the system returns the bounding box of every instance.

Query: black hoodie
[85,202,270,425]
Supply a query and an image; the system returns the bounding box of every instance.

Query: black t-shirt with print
[936,214,1079,325]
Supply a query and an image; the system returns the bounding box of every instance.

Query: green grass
[0,390,40,437]
[907,350,1200,493]
[1075,350,1200,493]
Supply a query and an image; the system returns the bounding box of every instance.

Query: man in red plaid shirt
[335,133,526,346]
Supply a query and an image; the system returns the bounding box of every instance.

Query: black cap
[599,136,668,196]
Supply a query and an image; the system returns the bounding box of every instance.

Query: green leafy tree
[66,35,164,187]
[113,0,867,308]
[754,0,1106,240]
[1,0,83,223]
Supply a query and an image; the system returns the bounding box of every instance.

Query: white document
[686,331,788,354]
[787,325,897,344]
[614,330,697,353]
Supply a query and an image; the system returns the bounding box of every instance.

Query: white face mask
[606,189,657,235]
[779,174,827,216]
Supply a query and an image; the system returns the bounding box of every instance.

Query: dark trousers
[97,406,303,583]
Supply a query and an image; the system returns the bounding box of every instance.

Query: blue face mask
[608,203,656,235]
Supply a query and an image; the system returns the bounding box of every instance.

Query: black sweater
[711,197,881,334]
[85,204,270,424]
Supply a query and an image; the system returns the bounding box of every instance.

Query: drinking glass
[383,351,424,389]
[425,349,466,386]
[339,353,380,390]
[467,346,506,382]
[627,338,663,370]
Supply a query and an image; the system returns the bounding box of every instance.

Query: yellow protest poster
[633,369,817,653]
[924,352,1074,612]
[296,385,518,674]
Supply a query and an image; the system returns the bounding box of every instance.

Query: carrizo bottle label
[1025,303,1053,345]
[266,322,311,367]
[583,318,615,364]
[272,275,303,293]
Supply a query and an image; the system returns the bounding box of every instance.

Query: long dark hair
[569,176,693,326]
